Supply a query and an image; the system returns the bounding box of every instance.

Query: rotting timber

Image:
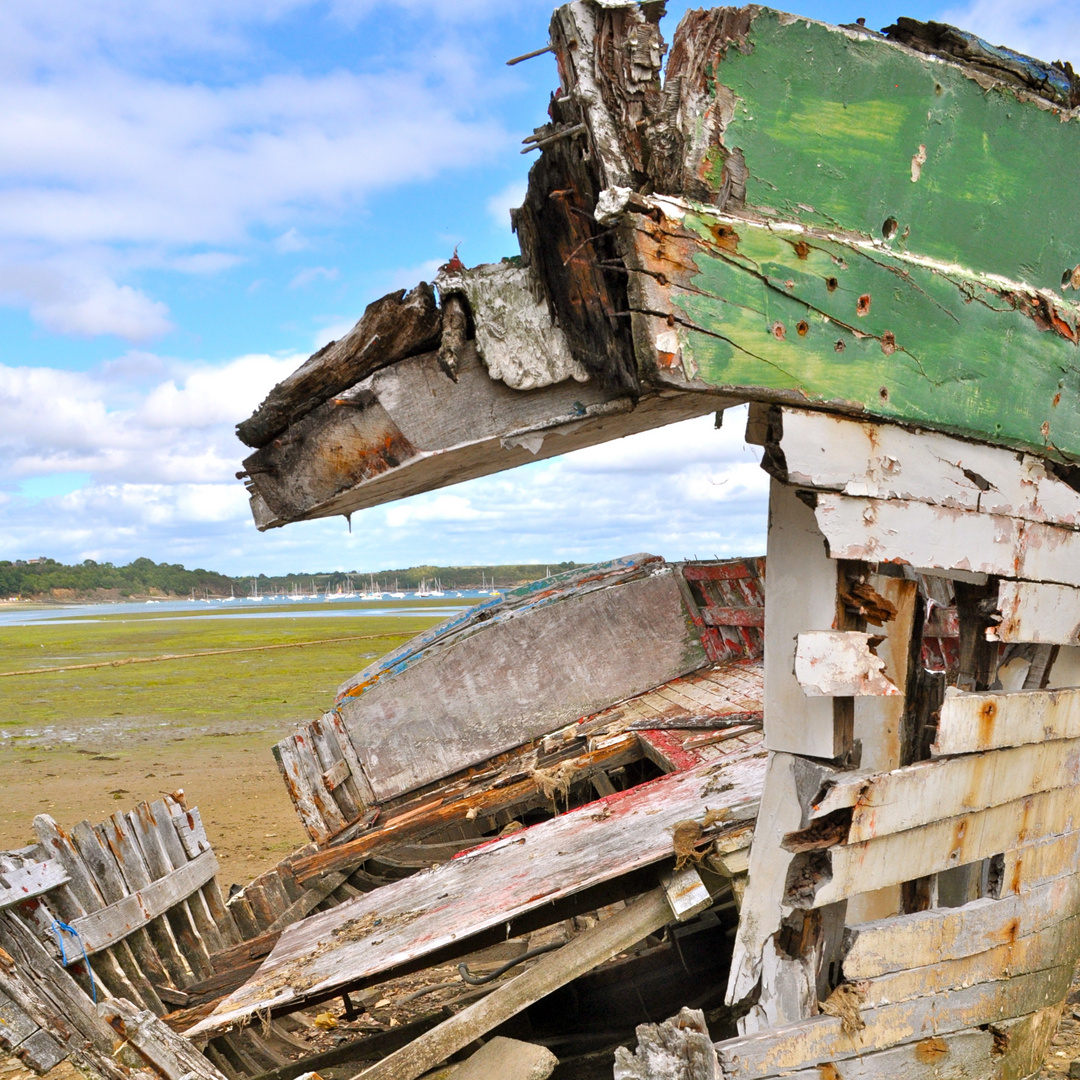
[5,4,1080,1080]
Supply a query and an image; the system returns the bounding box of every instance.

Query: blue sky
[1,0,1076,574]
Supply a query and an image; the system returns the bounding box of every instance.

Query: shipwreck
[3,3,1080,1079]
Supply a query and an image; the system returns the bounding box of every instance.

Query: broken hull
[223,2,1080,1078]
[272,554,765,843]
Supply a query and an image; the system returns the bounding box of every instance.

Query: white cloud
[169,252,245,275]
[0,369,768,573]
[289,266,340,290]
[275,228,310,253]
[0,261,174,340]
[486,180,527,233]
[385,494,486,528]
[0,2,520,339]
[0,352,300,489]
[937,0,1080,66]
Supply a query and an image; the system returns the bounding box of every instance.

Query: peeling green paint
[668,207,1080,459]
[715,10,1080,296]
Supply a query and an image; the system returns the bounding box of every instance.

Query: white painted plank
[715,964,1072,1080]
[69,849,219,954]
[934,686,1080,755]
[999,830,1080,895]
[187,748,767,1036]
[798,785,1079,909]
[813,493,1080,587]
[862,914,1080,1007]
[774,1029,995,1080]
[1048,646,1080,689]
[762,481,839,758]
[843,872,1080,979]
[0,861,68,910]
[794,632,899,697]
[809,736,1080,843]
[779,407,1080,525]
[993,579,1080,644]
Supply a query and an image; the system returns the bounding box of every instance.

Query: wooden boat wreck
[4,2,1080,1079]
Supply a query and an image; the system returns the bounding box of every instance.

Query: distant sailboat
[387,577,405,599]
[360,574,383,601]
[222,585,237,602]
[250,579,263,601]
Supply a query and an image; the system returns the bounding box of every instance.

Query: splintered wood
[187,745,766,1036]
[713,405,1080,1077]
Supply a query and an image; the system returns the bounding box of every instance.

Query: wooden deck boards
[186,745,766,1036]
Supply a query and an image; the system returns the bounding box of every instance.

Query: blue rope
[51,920,96,1003]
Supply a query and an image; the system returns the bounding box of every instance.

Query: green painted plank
[664,206,1080,457]
[712,10,1080,297]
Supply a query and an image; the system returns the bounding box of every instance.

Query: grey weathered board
[0,861,68,910]
[69,849,219,954]
[187,745,766,1035]
[339,567,708,802]
[247,340,728,528]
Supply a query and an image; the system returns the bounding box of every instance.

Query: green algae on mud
[0,602,459,743]
[0,600,462,882]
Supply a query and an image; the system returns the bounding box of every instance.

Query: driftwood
[237,283,442,449]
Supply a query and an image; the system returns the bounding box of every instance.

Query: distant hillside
[0,557,580,601]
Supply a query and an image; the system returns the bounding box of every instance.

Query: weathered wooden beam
[237,283,442,449]
[0,860,68,910]
[64,849,219,955]
[243,335,729,529]
[934,685,1080,754]
[846,573,918,923]
[99,998,230,1080]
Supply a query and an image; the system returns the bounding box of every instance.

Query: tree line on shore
[0,557,580,600]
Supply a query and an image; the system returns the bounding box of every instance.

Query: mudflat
[0,600,459,884]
